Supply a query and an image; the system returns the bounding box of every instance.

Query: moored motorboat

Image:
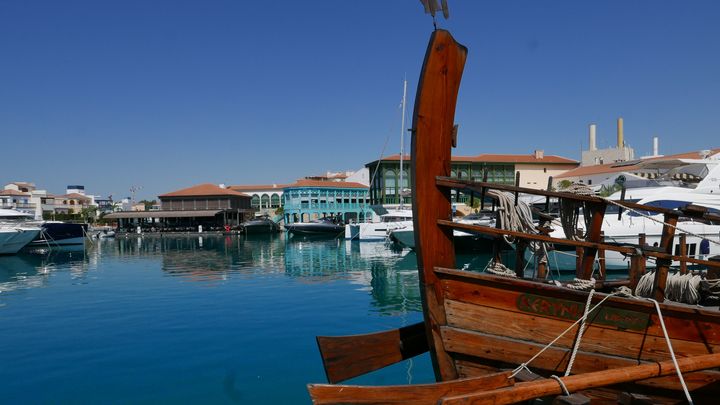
[28,222,89,247]
[241,216,281,234]
[285,217,344,237]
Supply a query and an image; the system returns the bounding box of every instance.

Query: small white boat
[345,208,413,241]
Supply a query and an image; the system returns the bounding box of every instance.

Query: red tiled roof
[557,147,720,178]
[554,163,630,178]
[0,189,30,196]
[228,184,290,191]
[373,153,578,165]
[285,179,368,189]
[59,193,92,200]
[159,183,251,198]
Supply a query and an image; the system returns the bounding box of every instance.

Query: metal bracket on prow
[451,124,458,148]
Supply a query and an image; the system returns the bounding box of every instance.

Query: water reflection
[0,245,89,293]
[2,235,428,315]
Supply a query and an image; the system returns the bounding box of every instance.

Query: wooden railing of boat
[309,28,720,404]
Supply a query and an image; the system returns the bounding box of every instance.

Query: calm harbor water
[1,234,447,404]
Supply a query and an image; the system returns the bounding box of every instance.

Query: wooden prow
[316,322,428,384]
[411,29,467,382]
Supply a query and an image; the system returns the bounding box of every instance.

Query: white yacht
[0,209,42,255]
[542,156,720,270]
[345,208,413,241]
[388,211,495,250]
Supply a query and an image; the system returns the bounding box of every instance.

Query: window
[251,195,260,209]
[384,170,396,196]
[270,194,280,208]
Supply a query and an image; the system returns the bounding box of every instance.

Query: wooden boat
[308,29,720,404]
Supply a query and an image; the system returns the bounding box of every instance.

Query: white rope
[550,375,571,396]
[635,271,704,305]
[486,189,548,266]
[565,277,596,291]
[645,297,694,405]
[565,289,594,376]
[484,260,517,277]
[487,190,536,242]
[665,272,702,304]
[510,292,618,378]
[635,271,656,298]
[559,183,594,241]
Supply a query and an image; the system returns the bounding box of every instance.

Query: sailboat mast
[399,77,407,209]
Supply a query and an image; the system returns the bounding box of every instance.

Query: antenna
[129,185,142,205]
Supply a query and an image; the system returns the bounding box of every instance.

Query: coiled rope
[635,271,706,305]
[482,190,548,276]
[559,183,594,241]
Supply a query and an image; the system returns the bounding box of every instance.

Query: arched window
[400,170,409,191]
[251,194,260,209]
[270,194,280,208]
[384,170,396,196]
[261,194,270,208]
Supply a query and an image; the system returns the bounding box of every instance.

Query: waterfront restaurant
[282,179,373,224]
[104,183,254,232]
[366,151,579,207]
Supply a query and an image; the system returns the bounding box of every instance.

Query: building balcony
[0,203,36,210]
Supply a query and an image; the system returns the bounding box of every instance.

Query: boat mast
[399,77,408,209]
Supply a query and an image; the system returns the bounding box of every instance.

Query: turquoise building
[282,179,373,224]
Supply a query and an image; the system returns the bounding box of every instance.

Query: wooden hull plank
[437,270,720,344]
[440,352,720,405]
[441,326,720,392]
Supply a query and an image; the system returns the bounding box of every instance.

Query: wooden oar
[308,371,513,405]
[316,322,428,384]
[440,352,720,405]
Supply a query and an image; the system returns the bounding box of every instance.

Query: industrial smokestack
[589,124,597,151]
[617,117,624,148]
[653,136,659,156]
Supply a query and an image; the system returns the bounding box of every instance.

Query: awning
[103,210,223,219]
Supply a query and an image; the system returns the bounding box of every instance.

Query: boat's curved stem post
[410,29,467,381]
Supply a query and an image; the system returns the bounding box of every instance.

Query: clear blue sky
[2,1,719,201]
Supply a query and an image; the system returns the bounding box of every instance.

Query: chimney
[617,117,624,148]
[534,149,544,159]
[653,137,659,156]
[589,124,597,151]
